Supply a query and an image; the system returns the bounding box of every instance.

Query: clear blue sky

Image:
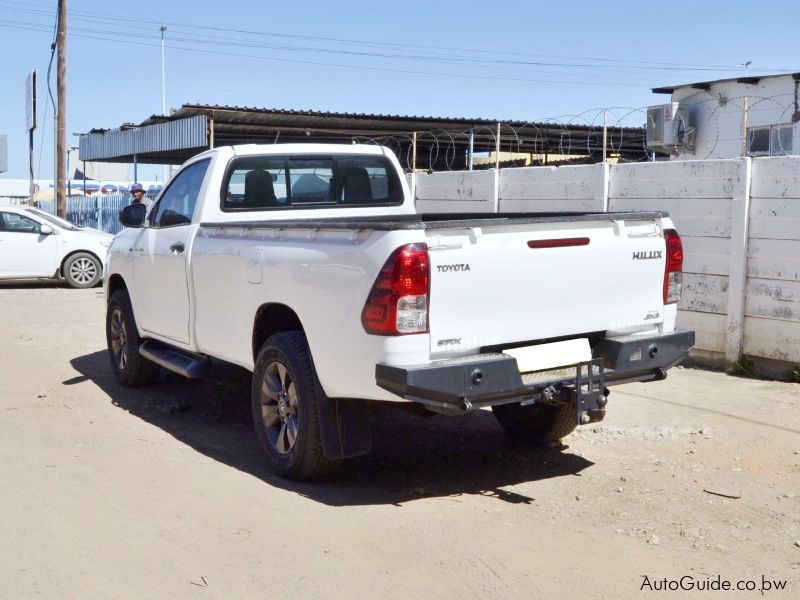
[1,0,798,180]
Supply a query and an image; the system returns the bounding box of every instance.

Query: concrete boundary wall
[414,170,495,213]
[608,159,746,367]
[499,163,607,213]
[413,156,800,374]
[744,158,800,364]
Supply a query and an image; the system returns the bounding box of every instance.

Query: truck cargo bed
[200,211,668,231]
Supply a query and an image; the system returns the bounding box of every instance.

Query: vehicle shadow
[0,279,68,289]
[70,350,594,507]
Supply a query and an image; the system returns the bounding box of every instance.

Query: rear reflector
[362,243,430,335]
[528,237,590,249]
[663,228,683,304]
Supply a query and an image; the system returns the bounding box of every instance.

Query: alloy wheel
[70,258,97,284]
[108,306,127,370]
[259,361,299,455]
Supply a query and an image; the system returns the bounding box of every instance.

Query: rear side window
[221,154,403,211]
[0,212,41,233]
[336,157,398,204]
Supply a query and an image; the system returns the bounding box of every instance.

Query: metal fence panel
[36,193,153,234]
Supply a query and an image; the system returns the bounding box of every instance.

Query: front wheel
[251,331,339,480]
[106,289,160,387]
[63,252,102,288]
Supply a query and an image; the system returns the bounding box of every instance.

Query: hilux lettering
[633,250,662,260]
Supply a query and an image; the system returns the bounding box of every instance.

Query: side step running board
[139,340,210,379]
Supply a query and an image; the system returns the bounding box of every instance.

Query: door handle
[170,242,185,254]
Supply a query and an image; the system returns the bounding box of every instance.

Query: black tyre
[106,289,160,387]
[63,252,102,288]
[251,331,339,480]
[492,400,578,444]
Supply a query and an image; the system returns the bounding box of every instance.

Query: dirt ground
[1,281,799,599]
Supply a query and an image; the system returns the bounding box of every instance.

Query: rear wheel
[251,331,338,480]
[492,400,578,444]
[64,252,102,288]
[106,289,160,387]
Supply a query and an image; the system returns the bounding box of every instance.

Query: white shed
[649,72,800,160]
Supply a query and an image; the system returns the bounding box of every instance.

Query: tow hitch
[573,358,608,424]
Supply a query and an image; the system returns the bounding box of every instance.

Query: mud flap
[316,396,373,460]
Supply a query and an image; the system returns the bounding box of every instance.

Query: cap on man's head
[130,183,146,194]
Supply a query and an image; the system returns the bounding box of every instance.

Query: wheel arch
[252,303,304,362]
[60,249,103,278]
[107,273,128,301]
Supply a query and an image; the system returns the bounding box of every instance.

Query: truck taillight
[663,228,683,305]
[362,243,430,335]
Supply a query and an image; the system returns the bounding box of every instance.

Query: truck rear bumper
[375,330,695,417]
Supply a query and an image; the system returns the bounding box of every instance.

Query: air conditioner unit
[646,103,694,155]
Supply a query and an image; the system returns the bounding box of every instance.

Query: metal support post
[468,129,474,171]
[411,131,417,203]
[741,97,750,157]
[160,25,168,183]
[494,123,501,213]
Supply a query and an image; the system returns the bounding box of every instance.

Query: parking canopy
[79,103,648,170]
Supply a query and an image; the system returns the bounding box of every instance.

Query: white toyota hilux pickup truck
[105,143,694,479]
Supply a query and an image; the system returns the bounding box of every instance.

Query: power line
[0,17,654,81]
[0,21,661,88]
[0,0,794,75]
[0,18,672,84]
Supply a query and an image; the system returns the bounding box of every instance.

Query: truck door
[132,159,211,344]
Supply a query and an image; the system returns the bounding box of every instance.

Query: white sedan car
[0,206,113,288]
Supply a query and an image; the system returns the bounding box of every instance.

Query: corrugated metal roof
[80,116,208,162]
[81,104,648,167]
[653,71,800,95]
[142,103,609,132]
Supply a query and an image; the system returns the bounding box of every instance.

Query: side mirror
[119,203,147,228]
[39,225,54,235]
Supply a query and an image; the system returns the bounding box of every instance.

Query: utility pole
[26,70,37,203]
[56,0,67,217]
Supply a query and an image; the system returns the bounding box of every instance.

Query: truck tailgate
[426,218,666,355]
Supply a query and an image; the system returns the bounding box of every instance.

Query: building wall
[666,76,800,160]
[412,157,800,375]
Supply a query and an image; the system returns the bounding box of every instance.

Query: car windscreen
[26,207,80,231]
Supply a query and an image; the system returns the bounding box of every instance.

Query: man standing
[130,183,153,212]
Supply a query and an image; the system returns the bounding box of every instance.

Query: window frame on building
[747,123,794,157]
